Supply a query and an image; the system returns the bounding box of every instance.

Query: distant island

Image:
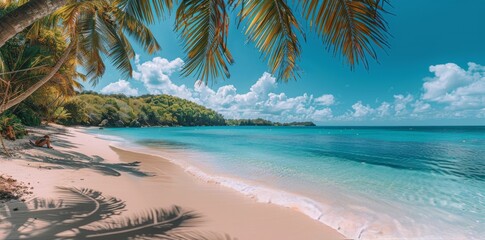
[53,92,315,128]
[226,119,315,127]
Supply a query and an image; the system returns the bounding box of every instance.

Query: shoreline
[89,126,485,240]
[110,143,337,229]
[0,125,344,239]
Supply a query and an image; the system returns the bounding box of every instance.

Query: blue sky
[91,1,485,125]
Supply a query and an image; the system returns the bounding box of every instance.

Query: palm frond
[51,71,84,96]
[25,13,62,41]
[55,0,108,34]
[116,8,161,54]
[116,0,173,24]
[55,0,111,85]
[54,0,159,85]
[301,0,390,69]
[175,0,234,84]
[100,8,136,78]
[76,10,109,84]
[232,0,303,81]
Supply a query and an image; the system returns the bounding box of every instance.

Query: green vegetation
[60,93,316,128]
[0,114,27,138]
[54,93,315,128]
[2,89,316,131]
[61,92,226,127]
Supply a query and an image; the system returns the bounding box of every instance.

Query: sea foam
[106,142,365,238]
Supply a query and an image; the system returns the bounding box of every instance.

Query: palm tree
[0,28,61,112]
[0,0,70,48]
[0,0,166,114]
[0,0,172,48]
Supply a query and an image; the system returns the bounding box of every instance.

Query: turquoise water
[90,126,485,239]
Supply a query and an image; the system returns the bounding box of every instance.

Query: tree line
[2,90,315,130]
[61,92,316,127]
[61,92,227,127]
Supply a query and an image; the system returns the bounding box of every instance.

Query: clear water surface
[89,126,485,239]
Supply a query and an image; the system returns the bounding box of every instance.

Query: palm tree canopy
[177,0,390,83]
[52,0,171,85]
[1,0,172,85]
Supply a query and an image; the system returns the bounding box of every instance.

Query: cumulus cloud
[351,101,375,118]
[132,56,192,99]
[422,62,485,110]
[315,94,335,106]
[393,94,414,115]
[412,100,431,113]
[192,72,335,122]
[343,62,485,120]
[376,102,391,117]
[100,80,139,96]
[131,57,335,122]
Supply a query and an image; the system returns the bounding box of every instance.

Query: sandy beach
[0,125,344,239]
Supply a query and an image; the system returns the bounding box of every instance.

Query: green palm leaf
[176,0,234,84]
[116,0,173,24]
[301,0,390,69]
[99,9,136,78]
[231,0,303,81]
[116,9,161,54]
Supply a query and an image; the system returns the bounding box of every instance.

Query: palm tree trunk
[0,0,69,48]
[0,41,74,114]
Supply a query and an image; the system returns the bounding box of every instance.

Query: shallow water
[90,126,485,239]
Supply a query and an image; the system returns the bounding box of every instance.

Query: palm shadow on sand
[22,150,153,177]
[0,187,234,240]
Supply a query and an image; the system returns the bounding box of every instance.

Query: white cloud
[100,80,139,96]
[315,94,335,106]
[131,57,335,122]
[351,101,375,118]
[422,62,485,110]
[341,62,485,121]
[132,57,192,99]
[376,102,391,117]
[193,73,335,122]
[412,100,431,113]
[393,94,414,115]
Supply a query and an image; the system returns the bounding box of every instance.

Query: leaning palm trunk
[0,0,69,48]
[0,41,74,114]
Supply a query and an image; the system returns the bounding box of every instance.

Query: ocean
[89,126,485,239]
